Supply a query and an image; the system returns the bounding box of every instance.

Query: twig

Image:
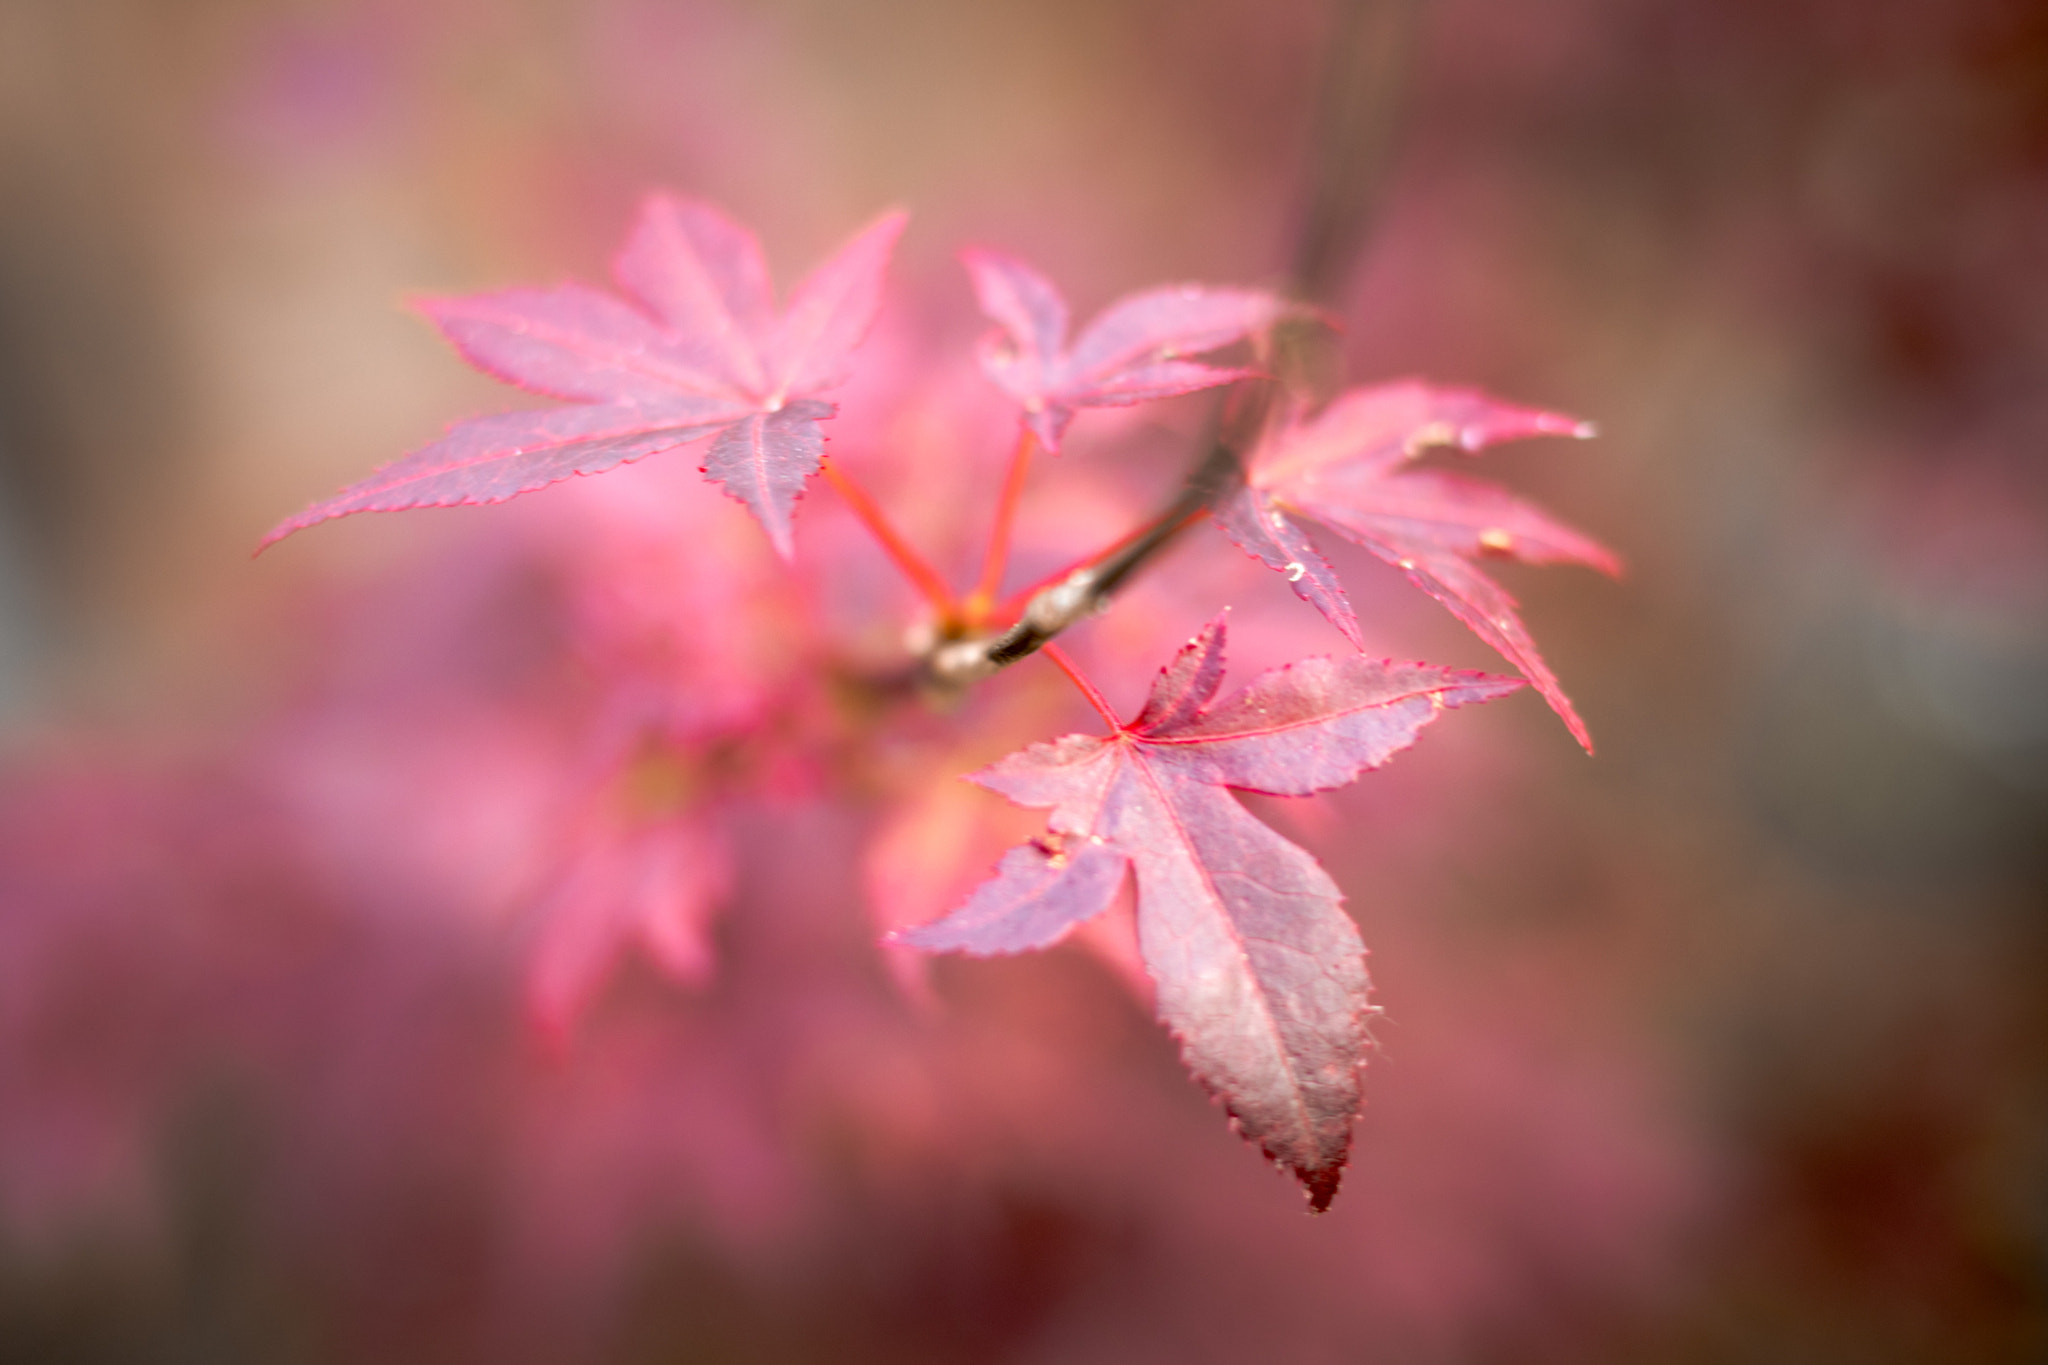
[923,0,1419,687]
[1290,0,1422,306]
[926,385,1272,684]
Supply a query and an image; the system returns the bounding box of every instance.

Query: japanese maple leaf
[527,809,731,1043]
[1214,381,1620,751]
[894,616,1524,1209]
[262,195,907,557]
[962,248,1284,452]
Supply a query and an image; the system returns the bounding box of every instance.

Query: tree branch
[923,0,1420,688]
[924,385,1272,685]
[1290,0,1423,307]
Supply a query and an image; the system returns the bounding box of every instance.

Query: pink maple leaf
[894,616,1524,1209]
[1214,381,1620,751]
[262,194,907,558]
[526,796,732,1044]
[961,248,1284,452]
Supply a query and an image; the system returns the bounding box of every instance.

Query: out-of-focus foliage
[1,0,2044,1361]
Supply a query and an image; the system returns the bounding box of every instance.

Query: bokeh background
[3,0,2046,1361]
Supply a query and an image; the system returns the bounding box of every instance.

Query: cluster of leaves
[267,194,1615,1210]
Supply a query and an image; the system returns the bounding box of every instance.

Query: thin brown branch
[1290,0,1424,308]
[922,0,1421,688]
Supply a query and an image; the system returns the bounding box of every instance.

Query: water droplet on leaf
[1405,422,1455,455]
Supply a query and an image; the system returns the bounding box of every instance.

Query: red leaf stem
[965,428,1037,623]
[1042,644,1121,729]
[820,460,959,617]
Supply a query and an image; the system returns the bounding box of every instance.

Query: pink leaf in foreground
[262,195,907,557]
[1218,380,1619,751]
[897,616,1524,1209]
[962,248,1284,452]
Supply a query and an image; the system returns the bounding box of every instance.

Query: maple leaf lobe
[699,400,835,558]
[613,194,777,395]
[887,838,1126,955]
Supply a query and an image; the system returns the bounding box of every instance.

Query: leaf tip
[850,205,912,260]
[254,509,322,555]
[1024,408,1069,455]
[404,289,453,318]
[1584,539,1627,581]
[1300,1163,1345,1214]
[957,242,1028,276]
[1548,691,1598,754]
[752,508,797,561]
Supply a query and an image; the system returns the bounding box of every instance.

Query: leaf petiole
[963,428,1037,625]
[820,459,960,619]
[1042,643,1122,730]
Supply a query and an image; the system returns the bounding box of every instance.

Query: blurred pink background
[1,1,2044,1361]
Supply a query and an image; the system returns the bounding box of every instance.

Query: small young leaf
[961,248,1284,452]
